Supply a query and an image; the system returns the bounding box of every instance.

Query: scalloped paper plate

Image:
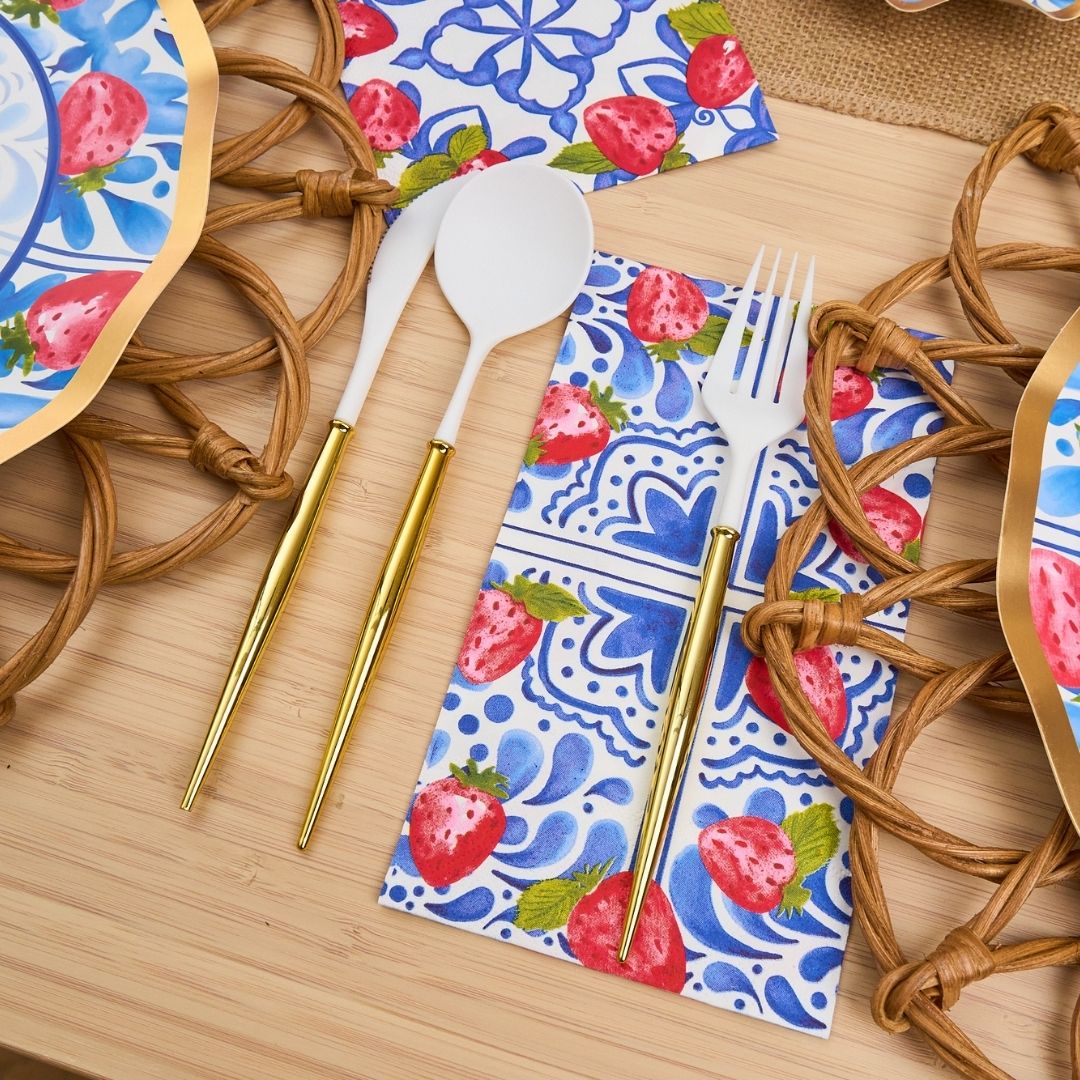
[1000,307,1080,833]
[0,0,216,466]
[886,0,1080,18]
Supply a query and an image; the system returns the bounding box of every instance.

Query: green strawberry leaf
[63,163,117,198]
[523,583,588,623]
[902,538,922,564]
[659,141,692,173]
[778,880,812,917]
[448,124,488,167]
[684,313,729,357]
[0,312,35,376]
[667,1,736,47]
[648,340,685,362]
[449,758,510,800]
[393,153,455,208]
[789,587,842,603]
[866,367,884,384]
[372,149,393,169]
[550,141,617,175]
[514,861,613,932]
[588,381,629,433]
[523,436,545,467]
[782,803,840,881]
[1073,421,1080,453]
[0,0,59,27]
[495,577,588,623]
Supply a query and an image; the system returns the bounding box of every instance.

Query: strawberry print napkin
[380,252,948,1036]
[336,1,776,211]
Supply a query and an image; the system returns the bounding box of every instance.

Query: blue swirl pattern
[381,252,949,1036]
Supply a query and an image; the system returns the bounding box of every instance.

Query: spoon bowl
[435,162,594,352]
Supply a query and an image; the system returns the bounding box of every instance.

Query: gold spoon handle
[618,524,740,963]
[182,419,354,811]
[298,438,456,849]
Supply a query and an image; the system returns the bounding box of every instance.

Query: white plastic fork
[619,248,815,963]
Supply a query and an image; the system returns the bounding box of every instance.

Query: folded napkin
[380,252,947,1036]
[337,0,776,209]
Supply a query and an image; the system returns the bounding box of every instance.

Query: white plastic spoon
[298,162,594,848]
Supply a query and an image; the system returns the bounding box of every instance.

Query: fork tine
[761,253,798,400]
[737,249,782,400]
[712,245,764,390]
[780,256,815,411]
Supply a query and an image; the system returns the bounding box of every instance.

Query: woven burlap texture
[725,0,1080,145]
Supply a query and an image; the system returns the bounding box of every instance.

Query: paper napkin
[380,252,947,1036]
[337,0,777,209]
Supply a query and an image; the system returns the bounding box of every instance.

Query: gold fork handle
[618,523,740,963]
[298,438,456,849]
[182,418,355,811]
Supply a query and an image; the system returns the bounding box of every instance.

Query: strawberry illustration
[453,148,508,177]
[627,266,715,365]
[829,486,923,563]
[699,804,839,916]
[686,35,755,109]
[582,96,678,176]
[1029,547,1080,687]
[0,0,83,28]
[829,364,879,421]
[339,1,396,58]
[57,73,148,195]
[457,576,586,684]
[525,381,627,467]
[515,864,685,992]
[0,270,141,375]
[746,648,847,742]
[348,79,419,157]
[409,759,509,887]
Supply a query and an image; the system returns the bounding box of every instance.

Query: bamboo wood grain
[2,3,1080,1078]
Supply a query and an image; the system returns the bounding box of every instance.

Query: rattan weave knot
[744,100,1080,1078]
[0,0,393,726]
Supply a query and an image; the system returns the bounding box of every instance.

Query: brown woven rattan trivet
[0,0,394,727]
[742,102,1080,1078]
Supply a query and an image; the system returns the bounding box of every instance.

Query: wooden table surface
[4,4,1080,1078]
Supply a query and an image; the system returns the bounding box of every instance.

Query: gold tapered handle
[618,524,740,963]
[298,438,455,849]
[182,419,354,811]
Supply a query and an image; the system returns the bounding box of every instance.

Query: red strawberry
[830,365,876,421]
[525,381,628,467]
[58,73,148,194]
[339,1,396,58]
[0,270,141,375]
[514,864,685,992]
[686,35,755,109]
[699,805,839,916]
[627,267,709,345]
[457,576,587,684]
[409,759,509,887]
[829,486,923,563]
[348,79,419,152]
[1029,547,1080,687]
[452,148,508,177]
[583,96,677,176]
[1,0,83,28]
[746,649,847,742]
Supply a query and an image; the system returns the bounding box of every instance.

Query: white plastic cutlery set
[178,161,815,963]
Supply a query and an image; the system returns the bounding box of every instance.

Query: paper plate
[886,0,1080,18]
[999,307,1080,832]
[0,0,216,465]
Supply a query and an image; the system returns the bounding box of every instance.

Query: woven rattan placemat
[724,0,1080,144]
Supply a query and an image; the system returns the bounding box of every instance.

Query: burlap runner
[724,0,1080,144]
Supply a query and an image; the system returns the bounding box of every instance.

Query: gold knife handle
[618,524,740,963]
[298,437,455,849]
[182,419,355,811]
